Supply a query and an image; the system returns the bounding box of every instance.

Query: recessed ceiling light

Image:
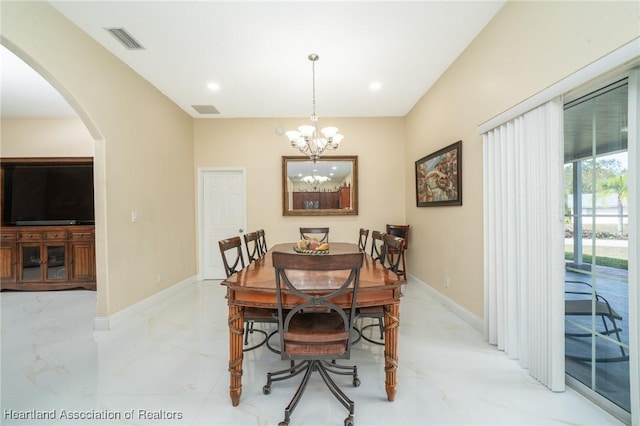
[369,82,382,91]
[207,82,220,91]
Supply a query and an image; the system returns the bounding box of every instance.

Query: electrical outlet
[445,277,450,288]
[131,211,138,223]
[157,273,164,284]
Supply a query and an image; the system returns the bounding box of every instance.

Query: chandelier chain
[311,56,317,118]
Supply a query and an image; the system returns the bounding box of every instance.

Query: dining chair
[369,230,386,263]
[257,229,268,256]
[263,251,363,426]
[218,236,276,352]
[243,231,262,263]
[357,228,369,252]
[386,224,409,278]
[382,233,407,282]
[357,231,385,344]
[357,232,406,346]
[219,236,245,275]
[299,227,329,243]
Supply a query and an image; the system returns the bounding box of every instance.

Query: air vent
[192,105,220,115]
[105,27,145,50]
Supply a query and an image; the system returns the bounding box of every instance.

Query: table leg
[228,304,244,406]
[384,303,399,401]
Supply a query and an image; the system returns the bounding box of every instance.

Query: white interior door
[200,168,246,279]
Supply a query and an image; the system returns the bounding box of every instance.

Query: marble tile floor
[1,279,623,426]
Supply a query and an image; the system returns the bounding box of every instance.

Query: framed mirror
[282,156,358,216]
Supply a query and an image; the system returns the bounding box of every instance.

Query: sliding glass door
[564,79,631,414]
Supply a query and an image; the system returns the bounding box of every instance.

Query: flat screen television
[2,163,95,226]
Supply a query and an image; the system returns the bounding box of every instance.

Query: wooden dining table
[220,242,404,406]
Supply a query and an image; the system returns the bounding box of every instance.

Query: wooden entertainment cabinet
[0,157,96,291]
[291,186,351,210]
[0,225,96,291]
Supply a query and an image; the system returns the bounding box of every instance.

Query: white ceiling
[287,159,353,182]
[1,1,505,119]
[1,45,79,118]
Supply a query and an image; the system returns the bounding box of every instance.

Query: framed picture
[415,140,462,207]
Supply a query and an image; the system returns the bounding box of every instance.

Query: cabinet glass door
[20,245,41,280]
[46,245,66,280]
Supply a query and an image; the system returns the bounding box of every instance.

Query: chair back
[257,229,268,255]
[299,227,329,243]
[272,251,363,361]
[386,224,410,250]
[243,231,262,263]
[383,234,406,280]
[370,231,386,263]
[218,236,245,278]
[358,228,369,252]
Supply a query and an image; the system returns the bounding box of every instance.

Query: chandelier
[285,54,343,163]
[301,174,330,191]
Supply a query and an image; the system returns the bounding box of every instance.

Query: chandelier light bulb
[286,130,301,143]
[298,125,315,138]
[321,127,338,138]
[331,134,344,147]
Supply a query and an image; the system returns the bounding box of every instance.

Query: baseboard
[407,273,484,333]
[93,275,198,331]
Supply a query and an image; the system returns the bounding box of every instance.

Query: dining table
[220,242,404,406]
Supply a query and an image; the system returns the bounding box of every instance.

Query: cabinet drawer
[17,231,43,241]
[69,230,94,240]
[44,230,67,240]
[1,232,17,242]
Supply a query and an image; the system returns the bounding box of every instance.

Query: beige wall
[1,2,197,317]
[1,118,93,157]
[405,1,640,318]
[193,117,406,251]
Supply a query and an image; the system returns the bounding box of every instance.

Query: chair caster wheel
[263,385,271,394]
[278,421,289,426]
[344,415,354,426]
[353,377,361,387]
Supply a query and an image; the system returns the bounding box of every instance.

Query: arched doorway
[1,43,107,321]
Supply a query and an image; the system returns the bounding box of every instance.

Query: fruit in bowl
[296,238,329,251]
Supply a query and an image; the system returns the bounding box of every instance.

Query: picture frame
[415,140,462,207]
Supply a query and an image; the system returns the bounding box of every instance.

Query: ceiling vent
[105,28,145,50]
[192,105,220,115]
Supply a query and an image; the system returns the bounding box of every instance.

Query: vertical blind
[483,97,566,391]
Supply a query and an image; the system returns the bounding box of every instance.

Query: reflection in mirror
[282,156,358,216]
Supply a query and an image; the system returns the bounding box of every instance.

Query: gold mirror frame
[282,156,358,216]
